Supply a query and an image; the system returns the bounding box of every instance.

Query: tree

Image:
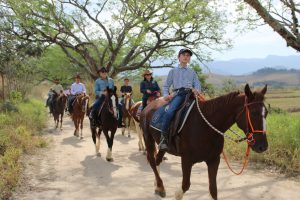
[242,0,300,52]
[2,0,231,79]
[190,62,215,97]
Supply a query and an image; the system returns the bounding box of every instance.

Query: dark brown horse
[140,84,268,200]
[121,92,132,137]
[71,94,89,139]
[52,93,67,130]
[91,88,118,162]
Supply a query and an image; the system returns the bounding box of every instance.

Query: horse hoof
[128,135,131,138]
[80,136,83,140]
[143,151,147,155]
[122,132,124,136]
[106,157,114,162]
[163,156,168,160]
[96,152,101,157]
[155,190,166,198]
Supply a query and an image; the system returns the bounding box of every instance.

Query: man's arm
[94,80,101,97]
[140,81,146,94]
[163,69,173,96]
[71,84,76,95]
[82,83,86,94]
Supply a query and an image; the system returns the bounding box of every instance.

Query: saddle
[150,91,194,155]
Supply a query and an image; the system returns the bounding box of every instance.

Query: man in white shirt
[67,74,86,113]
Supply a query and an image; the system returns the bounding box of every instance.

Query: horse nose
[258,145,267,153]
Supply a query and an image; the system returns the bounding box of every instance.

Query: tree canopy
[241,0,300,52]
[2,0,231,78]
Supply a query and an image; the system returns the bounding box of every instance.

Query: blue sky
[213,25,299,61]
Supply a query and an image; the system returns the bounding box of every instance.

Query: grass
[0,99,47,199]
[224,112,300,175]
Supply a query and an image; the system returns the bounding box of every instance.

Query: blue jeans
[161,93,186,134]
[67,95,76,112]
[90,95,105,119]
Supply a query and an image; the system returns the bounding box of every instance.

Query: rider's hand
[146,89,151,94]
[156,92,161,97]
[164,95,172,101]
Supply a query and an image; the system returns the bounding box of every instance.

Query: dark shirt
[140,80,160,98]
[120,85,132,93]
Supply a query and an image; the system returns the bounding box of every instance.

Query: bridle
[235,96,267,146]
[195,94,268,175]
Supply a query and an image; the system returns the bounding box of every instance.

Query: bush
[0,101,18,113]
[0,99,47,199]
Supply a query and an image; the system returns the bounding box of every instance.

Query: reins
[195,94,266,175]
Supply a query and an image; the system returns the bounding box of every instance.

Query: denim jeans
[67,95,76,112]
[90,95,105,118]
[161,92,186,134]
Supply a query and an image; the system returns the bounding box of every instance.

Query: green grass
[224,112,300,175]
[0,99,47,199]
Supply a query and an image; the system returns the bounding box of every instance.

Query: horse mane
[201,91,243,116]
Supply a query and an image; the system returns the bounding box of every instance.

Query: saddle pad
[150,100,195,134]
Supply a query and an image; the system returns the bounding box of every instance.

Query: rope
[222,145,251,175]
[195,96,246,143]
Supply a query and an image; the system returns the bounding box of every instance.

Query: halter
[236,96,267,145]
[195,94,268,175]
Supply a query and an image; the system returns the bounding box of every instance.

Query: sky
[212,25,299,61]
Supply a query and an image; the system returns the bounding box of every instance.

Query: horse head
[235,84,268,153]
[105,87,118,119]
[124,92,132,110]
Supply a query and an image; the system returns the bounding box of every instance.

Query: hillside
[205,55,300,75]
[206,68,300,87]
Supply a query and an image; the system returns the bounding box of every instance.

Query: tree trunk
[244,0,300,52]
[0,72,4,101]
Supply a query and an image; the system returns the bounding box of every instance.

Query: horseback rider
[140,70,161,110]
[89,67,114,128]
[46,79,64,114]
[118,77,133,127]
[159,48,201,151]
[67,74,86,113]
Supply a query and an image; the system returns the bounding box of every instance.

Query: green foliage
[190,62,216,97]
[9,91,22,105]
[0,99,47,199]
[222,79,238,93]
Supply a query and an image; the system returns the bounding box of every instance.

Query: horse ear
[244,84,254,100]
[261,84,267,95]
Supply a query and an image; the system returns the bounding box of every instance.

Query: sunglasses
[145,74,152,76]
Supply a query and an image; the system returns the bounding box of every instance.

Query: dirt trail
[12,116,300,200]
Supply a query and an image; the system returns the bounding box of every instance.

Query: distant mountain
[206,55,300,75]
[206,67,300,87]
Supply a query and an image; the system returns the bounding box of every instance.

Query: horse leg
[103,130,113,162]
[80,116,84,139]
[146,137,166,197]
[174,156,193,200]
[74,119,79,137]
[127,117,131,138]
[121,117,125,136]
[96,129,101,157]
[60,113,63,130]
[206,156,220,200]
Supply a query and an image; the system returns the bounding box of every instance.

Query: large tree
[2,0,231,78]
[242,0,300,52]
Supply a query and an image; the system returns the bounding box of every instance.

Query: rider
[118,77,133,127]
[67,74,86,113]
[46,79,64,113]
[89,67,114,128]
[159,48,201,151]
[140,70,160,110]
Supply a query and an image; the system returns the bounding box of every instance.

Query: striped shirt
[163,64,201,96]
[71,82,86,95]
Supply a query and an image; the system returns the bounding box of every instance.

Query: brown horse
[71,94,89,139]
[91,88,118,162]
[52,93,67,130]
[121,92,132,137]
[140,84,268,200]
[130,93,161,153]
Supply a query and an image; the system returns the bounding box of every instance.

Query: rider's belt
[173,88,191,92]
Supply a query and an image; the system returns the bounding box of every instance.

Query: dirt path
[12,116,300,200]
